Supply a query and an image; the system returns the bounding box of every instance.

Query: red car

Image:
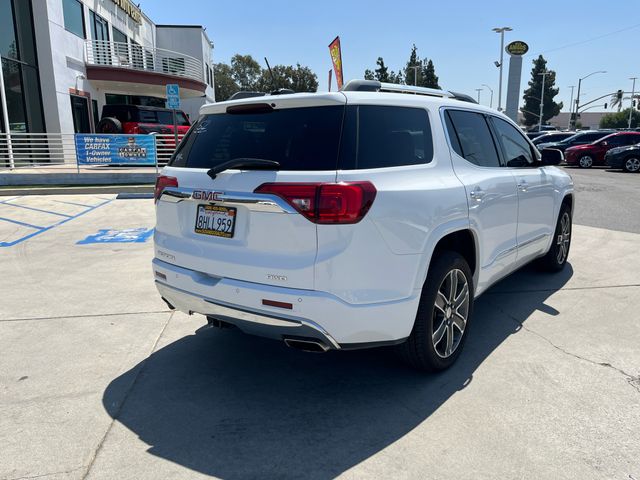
[564,131,640,168]
[97,105,191,136]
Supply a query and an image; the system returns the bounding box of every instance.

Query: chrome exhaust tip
[283,337,329,353]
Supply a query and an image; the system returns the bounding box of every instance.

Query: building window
[62,0,85,39]
[0,0,45,133]
[70,95,91,133]
[89,10,110,65]
[112,27,128,65]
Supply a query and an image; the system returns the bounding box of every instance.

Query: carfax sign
[75,134,157,165]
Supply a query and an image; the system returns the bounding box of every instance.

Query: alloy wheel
[625,157,640,172]
[556,212,571,264]
[432,269,470,358]
[579,156,593,168]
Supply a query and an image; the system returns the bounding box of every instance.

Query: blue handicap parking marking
[77,227,154,244]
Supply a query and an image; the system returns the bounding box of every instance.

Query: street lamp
[475,88,483,103]
[408,63,421,86]
[492,26,512,111]
[482,84,494,108]
[628,77,637,128]
[572,70,606,129]
[538,71,549,131]
[567,86,575,130]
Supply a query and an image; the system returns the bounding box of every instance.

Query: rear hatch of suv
[154,93,353,290]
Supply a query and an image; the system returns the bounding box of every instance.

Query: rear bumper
[152,258,419,347]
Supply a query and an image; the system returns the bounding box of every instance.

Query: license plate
[194,204,236,238]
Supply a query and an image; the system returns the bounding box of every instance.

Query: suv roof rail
[341,79,478,103]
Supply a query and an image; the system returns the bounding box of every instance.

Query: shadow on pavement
[103,263,573,479]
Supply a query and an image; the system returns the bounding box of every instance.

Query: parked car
[531,131,575,147]
[152,79,573,371]
[526,131,550,140]
[538,130,615,154]
[528,124,557,133]
[604,143,640,172]
[97,105,191,135]
[564,131,640,168]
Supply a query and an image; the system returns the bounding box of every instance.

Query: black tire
[623,156,640,173]
[396,251,474,372]
[577,155,593,168]
[96,117,122,134]
[538,204,572,272]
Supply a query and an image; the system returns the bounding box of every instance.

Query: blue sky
[142,0,640,112]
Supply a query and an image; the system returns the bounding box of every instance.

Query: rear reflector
[154,175,178,203]
[262,299,293,310]
[254,181,376,224]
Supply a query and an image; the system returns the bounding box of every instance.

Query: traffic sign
[166,84,180,109]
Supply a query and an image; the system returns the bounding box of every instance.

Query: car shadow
[103,263,573,479]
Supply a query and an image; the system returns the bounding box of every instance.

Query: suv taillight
[154,175,178,203]
[254,182,376,224]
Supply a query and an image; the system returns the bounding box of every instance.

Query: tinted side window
[340,105,433,169]
[445,110,501,167]
[621,135,640,146]
[490,117,535,167]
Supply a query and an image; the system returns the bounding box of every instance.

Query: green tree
[599,108,640,128]
[403,45,439,88]
[421,59,440,89]
[521,55,563,127]
[404,44,421,86]
[256,63,318,92]
[364,57,402,84]
[213,63,239,101]
[230,54,262,90]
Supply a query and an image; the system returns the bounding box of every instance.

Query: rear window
[137,109,189,126]
[171,106,344,170]
[170,104,433,170]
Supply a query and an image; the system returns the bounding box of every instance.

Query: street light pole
[567,85,575,130]
[628,77,637,128]
[475,88,483,103]
[572,70,606,129]
[409,65,420,86]
[493,27,512,111]
[538,72,549,131]
[482,84,494,108]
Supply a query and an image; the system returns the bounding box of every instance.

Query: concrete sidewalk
[0,195,638,479]
[1,164,158,186]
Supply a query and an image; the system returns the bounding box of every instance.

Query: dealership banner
[75,134,157,165]
[328,36,344,90]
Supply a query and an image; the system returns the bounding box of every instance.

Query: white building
[0,0,215,136]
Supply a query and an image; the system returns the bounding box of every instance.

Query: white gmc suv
[152,80,573,371]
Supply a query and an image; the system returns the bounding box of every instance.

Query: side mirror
[600,141,608,146]
[541,148,562,166]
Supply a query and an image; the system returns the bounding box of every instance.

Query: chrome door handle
[517,181,528,192]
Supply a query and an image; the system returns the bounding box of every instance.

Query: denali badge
[267,274,288,281]
[193,190,223,202]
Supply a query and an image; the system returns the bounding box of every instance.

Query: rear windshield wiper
[207,158,280,180]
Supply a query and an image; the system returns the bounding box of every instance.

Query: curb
[0,184,155,196]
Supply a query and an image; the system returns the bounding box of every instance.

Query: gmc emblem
[192,190,223,201]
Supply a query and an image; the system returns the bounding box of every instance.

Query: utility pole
[409,65,420,86]
[493,26,512,111]
[482,84,494,108]
[629,77,637,128]
[475,88,483,103]
[572,70,606,130]
[567,85,575,130]
[538,71,549,131]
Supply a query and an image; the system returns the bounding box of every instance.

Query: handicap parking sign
[166,84,180,109]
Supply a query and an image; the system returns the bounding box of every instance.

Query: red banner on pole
[328,36,344,90]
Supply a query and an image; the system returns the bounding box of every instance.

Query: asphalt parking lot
[1,168,639,480]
